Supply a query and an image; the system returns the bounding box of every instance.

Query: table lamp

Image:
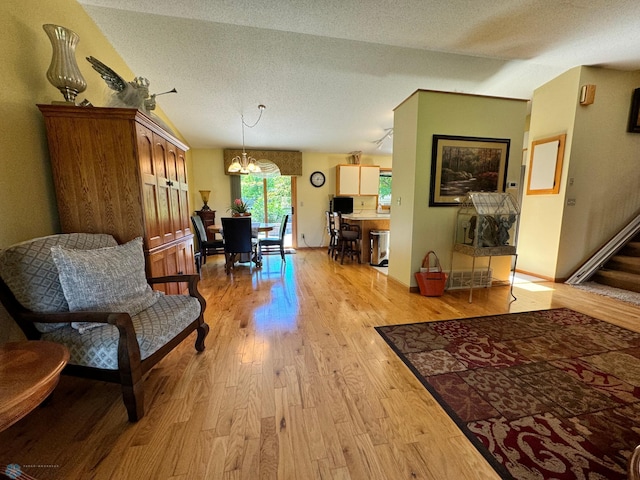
[199,190,211,211]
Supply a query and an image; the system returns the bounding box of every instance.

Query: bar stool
[337,213,361,264]
[326,211,339,258]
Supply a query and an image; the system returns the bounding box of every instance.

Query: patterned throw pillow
[51,237,160,332]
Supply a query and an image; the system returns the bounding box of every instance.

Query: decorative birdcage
[454,192,520,256]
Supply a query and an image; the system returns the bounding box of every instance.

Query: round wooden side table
[0,341,69,431]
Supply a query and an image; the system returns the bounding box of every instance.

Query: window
[379,168,392,208]
[240,175,295,247]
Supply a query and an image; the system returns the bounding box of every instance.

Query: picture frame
[526,134,566,195]
[429,135,510,206]
[628,88,640,133]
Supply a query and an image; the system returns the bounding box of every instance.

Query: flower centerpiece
[228,198,250,216]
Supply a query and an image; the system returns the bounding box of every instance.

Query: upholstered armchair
[0,233,209,422]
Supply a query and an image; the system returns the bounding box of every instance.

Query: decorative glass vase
[43,24,87,104]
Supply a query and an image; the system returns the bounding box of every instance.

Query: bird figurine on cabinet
[86,56,176,113]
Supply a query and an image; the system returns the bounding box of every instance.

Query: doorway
[240,175,296,248]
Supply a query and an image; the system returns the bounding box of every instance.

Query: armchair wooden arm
[147,274,199,284]
[147,274,201,297]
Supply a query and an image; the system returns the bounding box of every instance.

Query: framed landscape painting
[430,135,510,206]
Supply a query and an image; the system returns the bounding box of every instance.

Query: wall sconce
[580,85,596,106]
[199,190,211,211]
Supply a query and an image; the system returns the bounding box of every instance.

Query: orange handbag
[415,251,447,296]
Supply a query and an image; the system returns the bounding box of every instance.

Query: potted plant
[228,198,250,216]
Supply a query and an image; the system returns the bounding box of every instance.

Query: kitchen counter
[341,213,390,221]
[341,213,390,264]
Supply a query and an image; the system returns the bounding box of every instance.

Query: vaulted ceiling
[79,0,640,155]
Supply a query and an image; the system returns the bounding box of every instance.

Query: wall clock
[310,171,325,187]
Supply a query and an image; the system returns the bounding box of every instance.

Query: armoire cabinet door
[138,125,164,250]
[152,134,175,245]
[173,147,191,239]
[147,240,194,295]
[176,237,195,276]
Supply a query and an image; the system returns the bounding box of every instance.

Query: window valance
[223,149,302,176]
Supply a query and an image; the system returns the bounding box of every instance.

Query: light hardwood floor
[1,249,639,479]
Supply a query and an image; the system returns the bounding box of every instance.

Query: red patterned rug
[375,308,640,479]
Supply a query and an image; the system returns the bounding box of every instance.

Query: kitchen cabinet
[359,165,380,195]
[38,105,195,293]
[336,164,380,196]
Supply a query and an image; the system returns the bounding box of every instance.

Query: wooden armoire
[38,105,195,294]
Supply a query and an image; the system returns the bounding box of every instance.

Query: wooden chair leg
[121,379,144,422]
[195,321,209,352]
[119,363,145,422]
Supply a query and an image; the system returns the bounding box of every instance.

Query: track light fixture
[374,128,393,150]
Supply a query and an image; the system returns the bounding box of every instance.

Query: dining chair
[221,217,261,274]
[191,215,224,267]
[259,215,289,262]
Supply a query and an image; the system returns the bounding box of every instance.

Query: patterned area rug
[376,308,640,479]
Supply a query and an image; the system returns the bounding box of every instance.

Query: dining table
[207,223,275,264]
[207,223,274,238]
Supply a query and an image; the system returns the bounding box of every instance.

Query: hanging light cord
[242,104,266,128]
[240,104,265,153]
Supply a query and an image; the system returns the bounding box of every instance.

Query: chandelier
[228,105,280,177]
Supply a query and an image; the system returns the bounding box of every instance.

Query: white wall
[188,149,391,248]
[559,67,640,277]
[518,68,578,279]
[519,66,640,280]
[387,94,419,286]
[391,90,528,288]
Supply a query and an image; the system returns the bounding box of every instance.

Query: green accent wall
[390,90,528,288]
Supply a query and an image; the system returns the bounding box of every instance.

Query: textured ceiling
[78,0,640,155]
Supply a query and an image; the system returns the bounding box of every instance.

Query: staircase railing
[566,212,640,285]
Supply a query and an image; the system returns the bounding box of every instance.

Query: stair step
[606,255,640,275]
[621,242,640,256]
[592,269,640,293]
